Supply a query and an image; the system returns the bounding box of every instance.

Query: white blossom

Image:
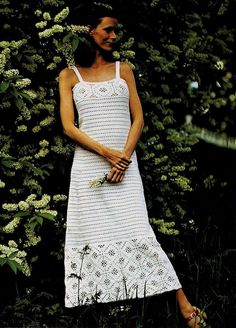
[0,179,5,188]
[54,7,69,23]
[15,78,31,89]
[215,60,224,70]
[17,125,27,132]
[35,21,48,29]
[53,194,67,202]
[18,201,30,211]
[2,203,18,212]
[3,217,21,233]
[3,69,19,78]
[43,12,51,21]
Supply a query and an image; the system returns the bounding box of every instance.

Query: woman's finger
[111,170,119,182]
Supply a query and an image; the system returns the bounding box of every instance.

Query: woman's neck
[91,52,108,68]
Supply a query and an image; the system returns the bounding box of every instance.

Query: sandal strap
[186,308,199,322]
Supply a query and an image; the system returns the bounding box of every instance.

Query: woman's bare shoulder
[59,67,74,80]
[120,61,132,74]
[120,62,135,84]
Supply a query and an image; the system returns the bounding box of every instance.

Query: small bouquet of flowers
[89,173,108,188]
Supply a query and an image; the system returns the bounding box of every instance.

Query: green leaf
[14,211,30,217]
[0,258,7,266]
[0,81,10,93]
[36,216,43,225]
[10,85,19,98]
[20,91,33,103]
[38,212,56,221]
[62,32,73,43]
[8,260,18,274]
[9,251,19,259]
[72,38,79,52]
[1,159,15,168]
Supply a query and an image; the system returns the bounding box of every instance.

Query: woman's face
[90,17,118,51]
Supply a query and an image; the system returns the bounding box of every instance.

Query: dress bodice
[71,62,131,150]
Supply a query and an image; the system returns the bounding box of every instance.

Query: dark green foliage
[0,0,236,327]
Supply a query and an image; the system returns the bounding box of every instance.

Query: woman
[59,4,206,327]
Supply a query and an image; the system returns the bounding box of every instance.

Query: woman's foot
[176,289,207,327]
[182,305,207,327]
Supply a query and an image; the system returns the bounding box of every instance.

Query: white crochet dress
[64,61,181,307]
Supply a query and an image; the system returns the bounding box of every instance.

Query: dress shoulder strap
[72,66,84,82]
[115,61,120,79]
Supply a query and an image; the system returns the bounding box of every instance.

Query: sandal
[185,306,207,327]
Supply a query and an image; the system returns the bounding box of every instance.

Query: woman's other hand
[106,166,125,183]
[103,148,131,171]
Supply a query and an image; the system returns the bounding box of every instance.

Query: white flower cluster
[23,178,41,193]
[51,135,74,155]
[53,194,67,202]
[112,51,120,60]
[33,103,54,114]
[32,125,41,133]
[150,0,160,7]
[3,69,19,78]
[151,218,179,235]
[18,106,31,121]
[35,21,48,29]
[89,174,108,188]
[0,41,10,48]
[15,78,31,89]
[0,49,10,75]
[58,42,75,68]
[120,37,135,50]
[43,12,51,21]
[53,56,62,63]
[0,101,10,109]
[38,24,64,39]
[54,7,69,23]
[34,148,49,159]
[66,25,90,34]
[24,224,41,248]
[2,203,18,212]
[124,59,135,70]
[0,179,5,188]
[47,63,57,70]
[25,194,37,204]
[39,116,55,127]
[20,261,31,276]
[8,240,18,248]
[39,139,49,148]
[17,125,27,133]
[34,9,42,17]
[215,60,224,70]
[121,50,135,59]
[94,2,113,10]
[12,161,23,170]
[27,194,51,209]
[18,201,30,211]
[10,39,27,49]
[3,217,21,233]
[0,242,30,276]
[23,89,37,99]
[32,54,44,63]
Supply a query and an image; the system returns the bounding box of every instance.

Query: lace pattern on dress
[64,236,181,307]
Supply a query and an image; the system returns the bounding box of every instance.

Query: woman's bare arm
[121,62,144,159]
[59,68,130,171]
[107,63,144,183]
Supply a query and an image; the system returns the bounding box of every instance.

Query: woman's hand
[106,166,125,183]
[103,147,131,171]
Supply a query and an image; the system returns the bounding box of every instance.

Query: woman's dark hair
[87,3,116,28]
[70,2,118,67]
